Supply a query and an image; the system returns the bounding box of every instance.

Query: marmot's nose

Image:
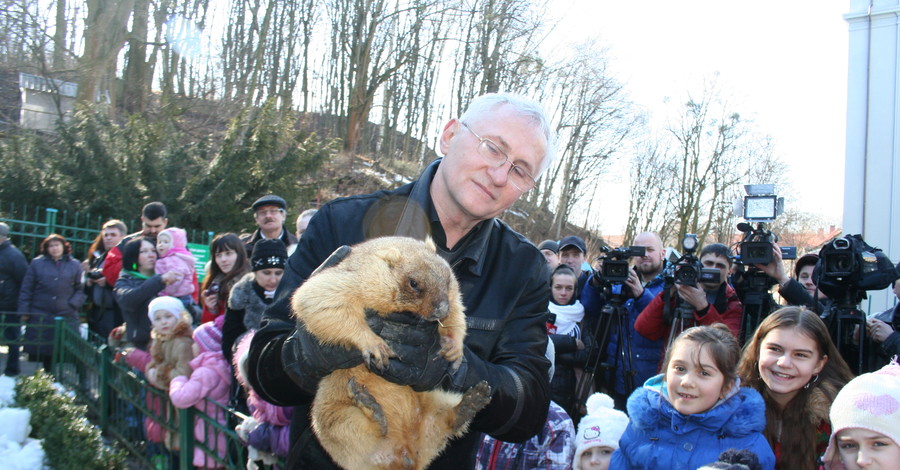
[432,300,449,320]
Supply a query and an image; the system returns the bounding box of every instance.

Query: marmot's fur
[291,236,491,470]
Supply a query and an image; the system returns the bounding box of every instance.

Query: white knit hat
[573,393,629,470]
[147,296,186,320]
[823,360,900,469]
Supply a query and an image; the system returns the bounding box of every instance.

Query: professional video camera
[595,245,646,285]
[731,184,796,342]
[665,234,721,287]
[814,233,899,374]
[577,244,648,401]
[814,234,898,301]
[733,184,797,265]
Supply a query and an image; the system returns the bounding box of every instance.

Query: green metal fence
[0,203,213,261]
[0,313,283,469]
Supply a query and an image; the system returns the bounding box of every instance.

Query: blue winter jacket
[582,273,666,395]
[610,375,775,470]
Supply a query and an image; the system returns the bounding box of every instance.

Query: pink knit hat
[193,315,224,353]
[823,360,900,469]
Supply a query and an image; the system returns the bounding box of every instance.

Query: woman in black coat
[113,236,181,351]
[18,234,85,370]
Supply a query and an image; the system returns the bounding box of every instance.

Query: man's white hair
[459,92,557,178]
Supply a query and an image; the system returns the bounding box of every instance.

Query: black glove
[281,244,362,394]
[282,316,364,394]
[366,311,455,392]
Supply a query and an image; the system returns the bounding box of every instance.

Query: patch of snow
[0,408,31,444]
[0,376,15,407]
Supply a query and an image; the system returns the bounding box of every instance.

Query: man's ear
[439,119,460,155]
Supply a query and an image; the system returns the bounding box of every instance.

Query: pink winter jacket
[155,228,196,298]
[169,351,232,468]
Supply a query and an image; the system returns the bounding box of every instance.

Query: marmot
[291,236,492,470]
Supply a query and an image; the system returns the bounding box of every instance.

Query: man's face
[893,278,900,300]
[296,214,313,239]
[633,233,665,279]
[433,105,547,224]
[255,205,286,232]
[102,227,123,251]
[700,253,730,290]
[141,216,167,237]
[560,247,585,272]
[541,249,559,269]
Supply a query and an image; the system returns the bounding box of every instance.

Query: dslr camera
[668,234,721,287]
[86,270,104,280]
[596,245,646,284]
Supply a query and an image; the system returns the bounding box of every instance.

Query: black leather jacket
[247,159,551,469]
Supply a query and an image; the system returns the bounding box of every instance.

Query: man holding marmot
[247,93,555,468]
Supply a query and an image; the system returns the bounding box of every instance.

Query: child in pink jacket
[155,227,196,300]
[169,316,231,468]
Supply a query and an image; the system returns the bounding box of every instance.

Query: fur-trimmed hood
[227,273,269,330]
[612,374,776,470]
[629,375,767,438]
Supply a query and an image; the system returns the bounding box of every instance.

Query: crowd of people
[1,91,900,470]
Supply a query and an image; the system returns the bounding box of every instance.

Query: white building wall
[845,0,900,314]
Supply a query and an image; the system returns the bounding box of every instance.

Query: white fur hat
[573,393,629,470]
[147,296,186,320]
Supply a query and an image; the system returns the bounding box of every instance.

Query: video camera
[814,234,898,301]
[595,245,646,285]
[665,234,721,287]
[733,184,796,266]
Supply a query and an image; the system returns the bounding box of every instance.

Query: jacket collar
[400,158,492,277]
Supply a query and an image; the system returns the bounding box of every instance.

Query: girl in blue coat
[610,324,775,470]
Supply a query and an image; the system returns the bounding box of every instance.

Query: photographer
[635,243,742,352]
[753,246,827,313]
[866,265,900,368]
[582,232,667,409]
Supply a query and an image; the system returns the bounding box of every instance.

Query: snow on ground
[0,376,47,469]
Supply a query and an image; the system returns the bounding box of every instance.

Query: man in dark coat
[247,92,556,469]
[0,222,28,376]
[241,195,298,258]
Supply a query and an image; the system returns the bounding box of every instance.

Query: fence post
[180,407,194,469]
[99,345,110,430]
[51,316,63,375]
[45,208,58,235]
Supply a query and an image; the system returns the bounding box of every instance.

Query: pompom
[585,392,615,415]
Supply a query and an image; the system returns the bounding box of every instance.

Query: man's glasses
[256,208,285,217]
[460,121,536,192]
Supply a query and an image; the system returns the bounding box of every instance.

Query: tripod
[663,283,697,348]
[738,269,778,344]
[822,290,867,375]
[575,285,637,404]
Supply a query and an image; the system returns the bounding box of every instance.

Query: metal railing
[0,203,213,261]
[0,313,282,469]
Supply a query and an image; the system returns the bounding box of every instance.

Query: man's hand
[754,244,789,285]
[867,318,895,343]
[367,312,453,392]
[282,317,364,394]
[675,284,709,311]
[625,268,644,299]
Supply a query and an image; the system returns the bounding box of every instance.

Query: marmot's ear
[424,237,437,253]
[379,247,404,268]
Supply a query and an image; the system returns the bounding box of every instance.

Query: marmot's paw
[362,340,396,370]
[439,334,464,363]
[453,381,492,432]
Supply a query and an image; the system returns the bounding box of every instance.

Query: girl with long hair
[199,233,249,324]
[738,306,855,469]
